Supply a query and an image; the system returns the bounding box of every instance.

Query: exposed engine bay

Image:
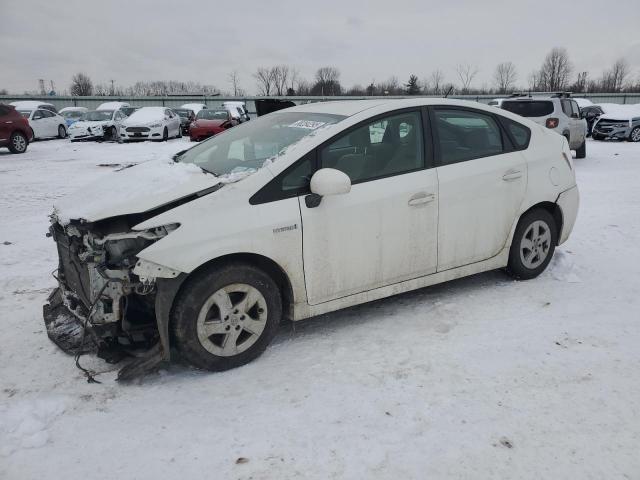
[44,215,182,380]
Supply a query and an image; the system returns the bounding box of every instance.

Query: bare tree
[272,65,290,96]
[455,64,479,93]
[493,62,517,94]
[538,47,573,91]
[70,72,93,96]
[228,70,241,96]
[254,67,276,95]
[427,70,444,95]
[312,66,341,95]
[0,88,7,95]
[600,59,630,92]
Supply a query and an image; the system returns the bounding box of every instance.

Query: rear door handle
[408,192,435,206]
[502,169,523,181]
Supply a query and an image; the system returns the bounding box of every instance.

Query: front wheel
[506,209,558,280]
[57,125,67,139]
[177,125,182,138]
[630,126,640,143]
[162,127,168,141]
[172,263,282,371]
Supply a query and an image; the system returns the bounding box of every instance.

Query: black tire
[592,133,602,141]
[177,126,182,138]
[172,263,282,371]
[162,127,168,141]
[575,139,586,159]
[629,126,640,143]
[109,126,118,141]
[8,132,28,153]
[57,125,67,139]
[506,208,558,280]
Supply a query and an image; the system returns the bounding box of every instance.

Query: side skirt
[292,247,509,321]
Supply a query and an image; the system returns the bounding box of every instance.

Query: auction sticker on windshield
[288,120,326,130]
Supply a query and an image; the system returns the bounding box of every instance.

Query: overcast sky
[1,0,639,95]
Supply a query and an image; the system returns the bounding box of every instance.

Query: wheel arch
[519,201,563,245]
[185,252,295,321]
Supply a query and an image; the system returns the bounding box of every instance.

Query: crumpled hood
[70,120,111,130]
[53,159,221,225]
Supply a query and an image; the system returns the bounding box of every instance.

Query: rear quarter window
[502,101,554,117]
[499,117,531,150]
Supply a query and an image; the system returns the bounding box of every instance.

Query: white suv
[45,99,579,378]
[501,95,587,158]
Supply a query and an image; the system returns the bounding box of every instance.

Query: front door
[431,107,527,271]
[300,110,439,305]
[30,110,48,138]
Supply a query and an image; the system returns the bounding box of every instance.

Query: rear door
[431,107,527,271]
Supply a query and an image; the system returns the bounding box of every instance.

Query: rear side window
[502,101,554,117]
[0,105,10,117]
[433,109,503,165]
[561,100,572,117]
[500,117,531,150]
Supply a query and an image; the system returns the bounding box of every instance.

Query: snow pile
[53,159,214,224]
[0,396,69,457]
[123,107,166,125]
[181,103,207,113]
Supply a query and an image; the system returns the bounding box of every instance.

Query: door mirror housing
[310,168,351,197]
[306,168,351,208]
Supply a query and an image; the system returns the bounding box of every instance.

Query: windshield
[177,112,345,176]
[18,110,32,118]
[502,100,554,117]
[83,110,114,121]
[197,110,229,120]
[62,111,84,119]
[120,107,136,116]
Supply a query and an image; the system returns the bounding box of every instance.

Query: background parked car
[189,108,238,141]
[501,94,587,158]
[592,111,640,142]
[172,108,195,135]
[222,101,250,122]
[120,107,181,142]
[59,107,89,127]
[97,101,130,111]
[0,104,33,153]
[181,103,207,114]
[10,100,58,113]
[17,107,67,140]
[68,109,127,142]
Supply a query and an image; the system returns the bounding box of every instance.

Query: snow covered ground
[1,137,639,479]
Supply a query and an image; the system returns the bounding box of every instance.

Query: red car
[189,109,238,141]
[0,104,33,154]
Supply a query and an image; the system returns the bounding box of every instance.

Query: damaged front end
[44,217,183,380]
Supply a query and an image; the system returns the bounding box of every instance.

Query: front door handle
[408,192,435,206]
[502,169,523,181]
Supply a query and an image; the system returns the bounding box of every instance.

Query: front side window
[434,109,503,165]
[177,111,345,176]
[319,110,424,183]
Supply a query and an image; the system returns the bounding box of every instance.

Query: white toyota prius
[45,98,579,379]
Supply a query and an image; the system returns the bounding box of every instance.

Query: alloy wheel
[12,134,27,152]
[196,283,268,357]
[519,220,552,269]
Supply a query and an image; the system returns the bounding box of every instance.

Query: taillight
[546,118,559,129]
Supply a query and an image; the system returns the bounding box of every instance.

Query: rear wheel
[8,132,28,153]
[575,139,586,158]
[57,125,66,139]
[630,126,640,142]
[172,263,282,371]
[506,209,558,280]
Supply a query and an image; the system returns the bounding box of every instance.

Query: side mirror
[305,168,351,208]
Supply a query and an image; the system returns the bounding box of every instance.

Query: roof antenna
[444,86,454,98]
